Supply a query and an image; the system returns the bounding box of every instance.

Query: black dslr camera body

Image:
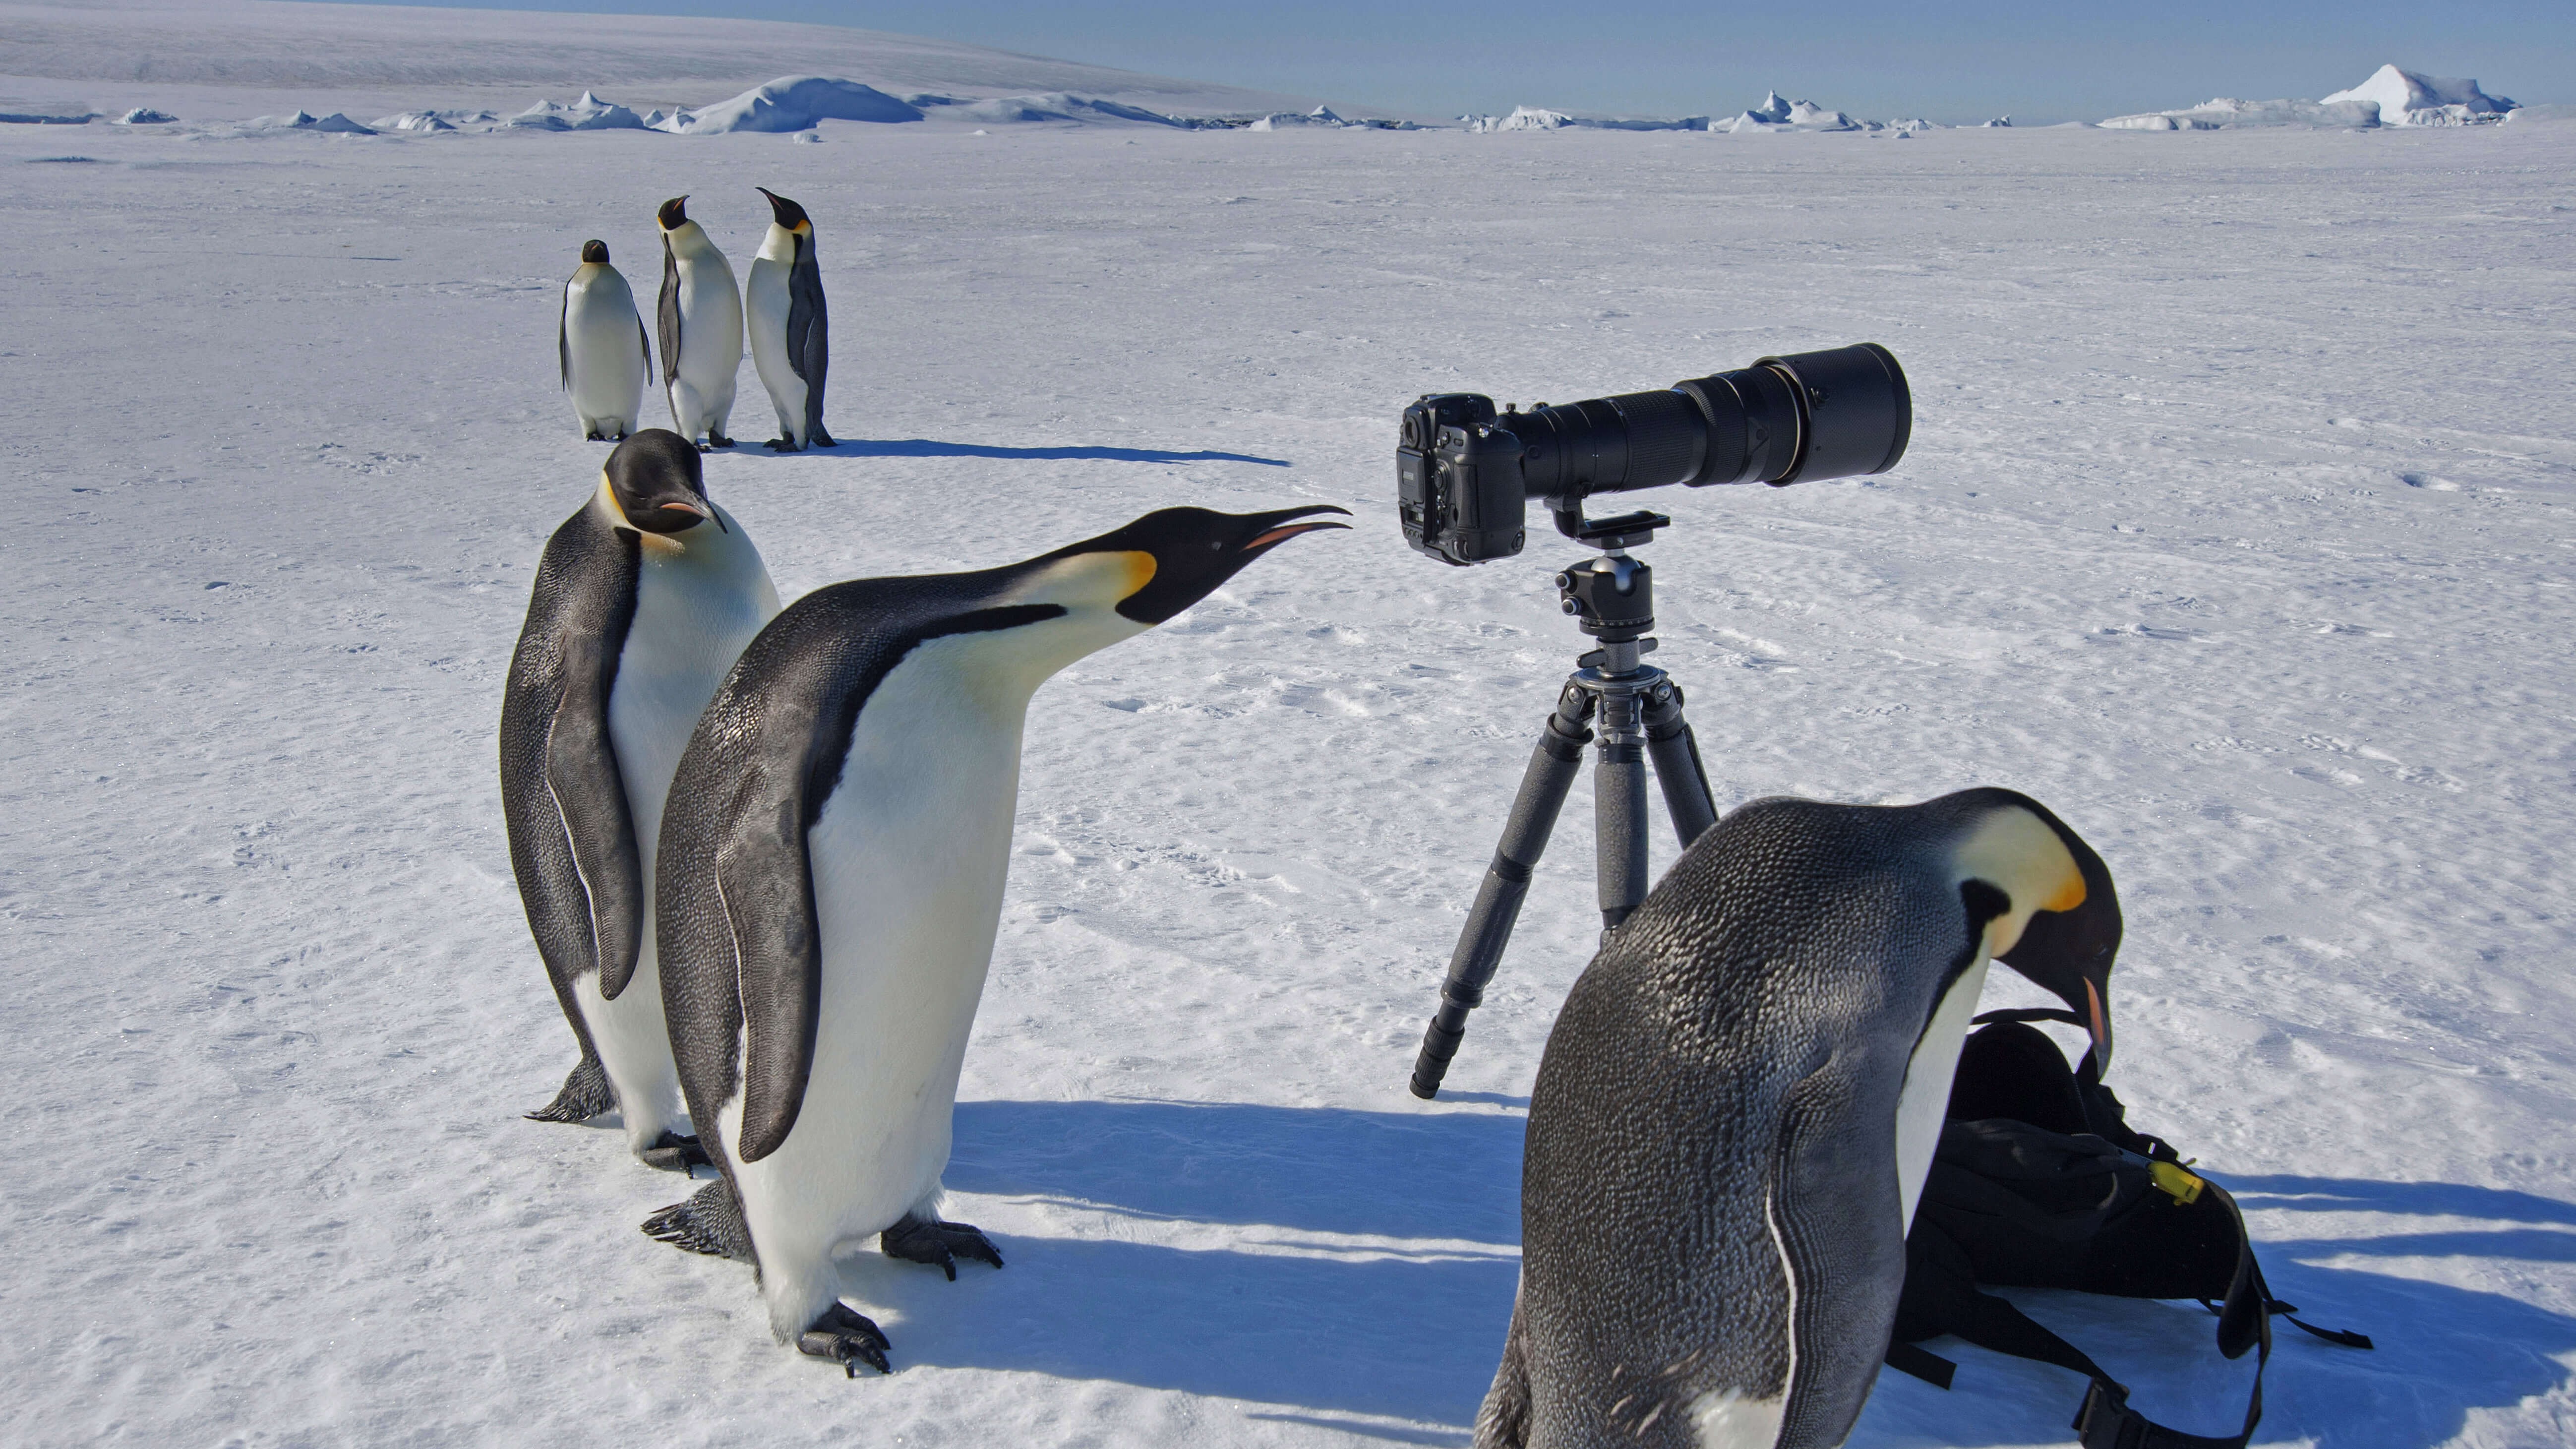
[1397,343,1912,565]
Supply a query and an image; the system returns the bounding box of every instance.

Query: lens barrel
[1507,342,1909,503]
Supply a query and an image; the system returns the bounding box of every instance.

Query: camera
[1396,343,1912,565]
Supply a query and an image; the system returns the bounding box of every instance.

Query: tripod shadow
[1857,1173,2576,1449]
[839,1098,1522,1430]
[800,437,1292,467]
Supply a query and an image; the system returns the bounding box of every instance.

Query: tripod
[1408,508,1721,1100]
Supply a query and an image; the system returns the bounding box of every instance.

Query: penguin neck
[756,224,803,264]
[663,222,721,261]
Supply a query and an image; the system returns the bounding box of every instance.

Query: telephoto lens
[1513,342,1912,501]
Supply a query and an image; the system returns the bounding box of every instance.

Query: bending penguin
[746,187,833,452]
[655,196,744,451]
[561,240,650,441]
[644,504,1350,1373]
[500,429,779,1170]
[1477,788,2120,1449]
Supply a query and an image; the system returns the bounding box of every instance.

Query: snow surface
[4,38,2576,1449]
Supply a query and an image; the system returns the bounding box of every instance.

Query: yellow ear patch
[1954,806,2085,958]
[594,473,687,556]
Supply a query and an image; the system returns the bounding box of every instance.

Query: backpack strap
[1890,1181,2279,1449]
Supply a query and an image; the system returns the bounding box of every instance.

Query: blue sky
[323,0,2568,122]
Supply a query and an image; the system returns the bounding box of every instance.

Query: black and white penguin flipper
[653,505,1349,1372]
[500,431,778,1166]
[749,187,832,452]
[1483,788,2121,1449]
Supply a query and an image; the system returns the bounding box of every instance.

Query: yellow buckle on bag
[2150,1160,2206,1205]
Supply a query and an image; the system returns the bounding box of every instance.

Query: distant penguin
[655,196,744,451]
[746,187,833,452]
[643,504,1350,1372]
[561,240,650,441]
[500,429,779,1170]
[1478,788,2121,1449]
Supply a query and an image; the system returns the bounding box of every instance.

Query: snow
[5,9,2576,1447]
[111,106,176,124]
[510,91,649,132]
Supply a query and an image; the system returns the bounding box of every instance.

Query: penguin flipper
[558,288,571,391]
[881,1214,1005,1280]
[786,246,828,444]
[643,1176,757,1261]
[525,1049,613,1123]
[657,238,682,388]
[716,792,826,1163]
[500,510,644,1003]
[544,630,648,999]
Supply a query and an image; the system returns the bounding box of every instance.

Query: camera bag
[1883,1014,2372,1448]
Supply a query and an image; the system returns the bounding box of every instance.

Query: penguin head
[601,428,724,538]
[756,187,812,234]
[1027,505,1352,626]
[1950,791,2122,1074]
[579,239,609,265]
[656,195,690,232]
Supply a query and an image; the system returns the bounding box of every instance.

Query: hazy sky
[316,0,2569,122]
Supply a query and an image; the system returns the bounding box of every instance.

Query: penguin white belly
[724,634,1030,1330]
[597,509,777,1152]
[669,258,742,434]
[1893,955,1991,1231]
[745,256,806,444]
[565,276,646,436]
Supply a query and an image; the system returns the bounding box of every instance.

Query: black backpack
[1885,1013,2372,1448]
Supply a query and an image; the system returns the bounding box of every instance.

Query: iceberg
[2322,64,2515,126]
[659,76,921,133]
[510,92,647,131]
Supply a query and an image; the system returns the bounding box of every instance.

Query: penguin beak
[1240,505,1352,553]
[656,497,724,533]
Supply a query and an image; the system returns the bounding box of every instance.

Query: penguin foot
[797,1303,891,1378]
[637,1131,714,1173]
[763,437,801,453]
[524,1055,614,1124]
[706,432,737,449]
[642,1177,756,1262]
[809,428,837,449]
[881,1214,1004,1281]
[585,428,607,442]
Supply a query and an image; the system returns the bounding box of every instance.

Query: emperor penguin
[560,240,650,441]
[1477,788,2121,1449]
[654,196,744,451]
[746,187,834,452]
[643,504,1350,1373]
[499,429,779,1170]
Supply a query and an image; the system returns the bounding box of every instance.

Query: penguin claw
[706,433,736,449]
[764,437,800,452]
[797,1304,891,1377]
[637,1131,713,1173]
[881,1215,1005,1281]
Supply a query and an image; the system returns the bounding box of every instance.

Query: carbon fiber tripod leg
[1409,686,1595,1099]
[1642,681,1718,848]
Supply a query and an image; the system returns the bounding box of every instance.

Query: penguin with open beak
[643,504,1349,1373]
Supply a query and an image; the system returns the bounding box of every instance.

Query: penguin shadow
[842,1099,1525,1432]
[774,438,1292,467]
[1856,1174,2576,1449]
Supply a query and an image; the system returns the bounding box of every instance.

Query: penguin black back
[1484,788,2119,1449]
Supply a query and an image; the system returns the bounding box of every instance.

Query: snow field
[0,117,2573,1446]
